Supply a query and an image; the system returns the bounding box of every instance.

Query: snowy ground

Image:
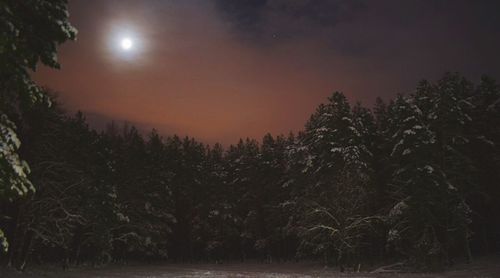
[2,256,499,277]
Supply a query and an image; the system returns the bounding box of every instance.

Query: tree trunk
[6,204,21,268]
[16,229,34,271]
[464,230,472,263]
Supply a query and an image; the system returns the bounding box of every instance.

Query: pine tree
[290,92,380,268]
[466,76,500,254]
[387,74,475,268]
[0,0,76,253]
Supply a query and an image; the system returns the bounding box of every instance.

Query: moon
[120,38,133,50]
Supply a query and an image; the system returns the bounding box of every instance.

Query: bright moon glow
[120,38,133,50]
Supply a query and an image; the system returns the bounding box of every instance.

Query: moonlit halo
[105,23,148,63]
[121,38,133,50]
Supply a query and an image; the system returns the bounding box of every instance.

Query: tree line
[1,73,499,271]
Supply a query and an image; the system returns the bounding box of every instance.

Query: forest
[1,74,499,271]
[1,0,500,274]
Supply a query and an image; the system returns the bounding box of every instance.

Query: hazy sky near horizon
[35,0,500,144]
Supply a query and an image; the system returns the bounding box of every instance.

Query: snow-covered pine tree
[466,76,500,254]
[0,0,76,253]
[292,92,380,268]
[252,134,289,261]
[387,74,474,269]
[140,130,176,258]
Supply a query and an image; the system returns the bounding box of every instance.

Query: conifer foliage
[1,1,500,272]
[1,74,498,271]
[0,0,76,257]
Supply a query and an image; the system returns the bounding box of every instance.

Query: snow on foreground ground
[1,257,500,278]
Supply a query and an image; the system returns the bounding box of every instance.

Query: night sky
[34,0,500,144]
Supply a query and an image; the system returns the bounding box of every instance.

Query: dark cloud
[213,0,363,43]
[265,0,363,26]
[214,0,500,53]
[214,0,267,33]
